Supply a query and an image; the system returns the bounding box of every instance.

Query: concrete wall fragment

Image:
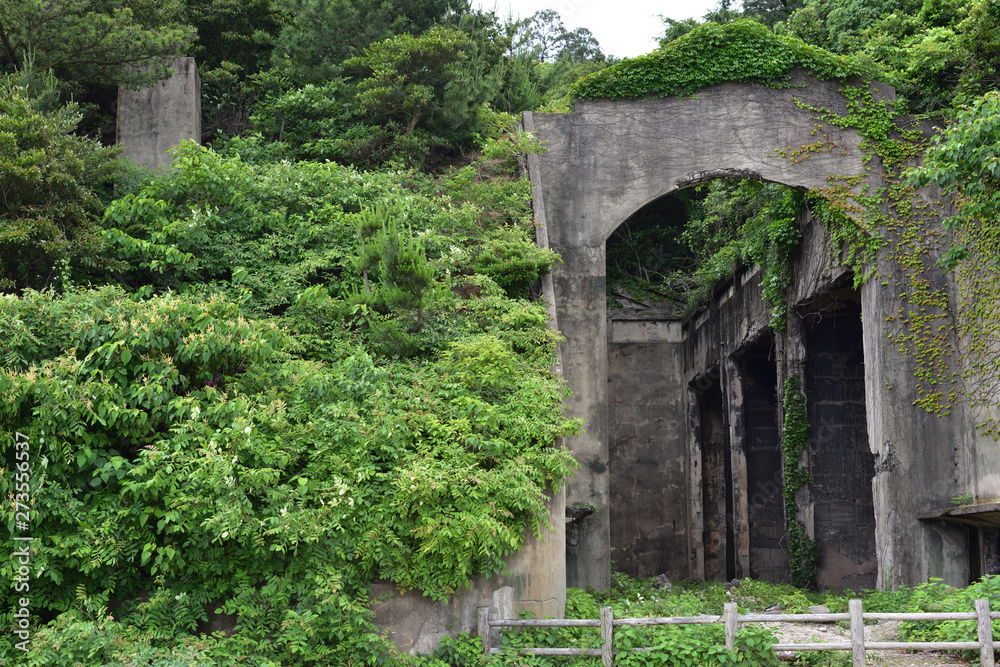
[117,57,201,168]
[370,487,566,654]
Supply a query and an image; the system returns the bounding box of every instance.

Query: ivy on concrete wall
[571,20,870,101]
[781,373,816,588]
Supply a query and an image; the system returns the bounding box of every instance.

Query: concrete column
[688,389,706,580]
[554,243,611,591]
[117,57,201,169]
[779,319,813,543]
[723,353,750,579]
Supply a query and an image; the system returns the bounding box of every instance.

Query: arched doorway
[524,73,898,590]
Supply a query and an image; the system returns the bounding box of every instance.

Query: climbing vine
[571,20,871,101]
[784,84,1000,430]
[781,374,816,588]
[606,181,807,331]
[906,92,1000,435]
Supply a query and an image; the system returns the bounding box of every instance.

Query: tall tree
[0,0,194,88]
[739,0,805,26]
[269,0,468,83]
[345,25,471,135]
[182,0,285,76]
[0,75,126,292]
[512,9,605,63]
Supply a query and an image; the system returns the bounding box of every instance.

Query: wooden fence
[476,599,1000,666]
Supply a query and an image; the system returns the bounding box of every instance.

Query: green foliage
[905,90,1000,434]
[0,283,577,662]
[907,90,1000,259]
[344,20,508,145]
[0,77,128,293]
[735,185,805,331]
[782,0,918,55]
[606,180,805,330]
[897,576,1000,662]
[346,26,473,136]
[249,79,352,147]
[182,0,284,76]
[0,0,195,88]
[471,228,558,298]
[571,20,869,101]
[268,0,463,83]
[741,0,807,27]
[351,212,437,334]
[780,0,1000,113]
[782,374,817,588]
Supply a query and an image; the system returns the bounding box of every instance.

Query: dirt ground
[764,619,972,666]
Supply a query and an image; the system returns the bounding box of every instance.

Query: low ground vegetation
[406,573,1000,667]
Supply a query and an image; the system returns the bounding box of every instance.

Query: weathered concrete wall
[607,320,690,579]
[117,57,201,168]
[526,73,880,590]
[862,240,973,588]
[371,488,565,654]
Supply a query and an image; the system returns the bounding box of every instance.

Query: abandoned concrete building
[525,71,1000,603]
[119,64,1000,652]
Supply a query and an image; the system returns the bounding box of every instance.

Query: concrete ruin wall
[117,57,201,168]
[371,488,566,654]
[607,321,690,579]
[526,71,1000,592]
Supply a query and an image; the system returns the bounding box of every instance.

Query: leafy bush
[0,77,129,292]
[0,131,578,663]
[898,576,1000,660]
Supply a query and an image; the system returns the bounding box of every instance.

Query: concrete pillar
[723,353,750,579]
[555,243,611,591]
[117,56,201,169]
[688,388,706,580]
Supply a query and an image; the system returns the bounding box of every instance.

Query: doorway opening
[740,336,789,583]
[802,286,877,590]
[697,373,736,581]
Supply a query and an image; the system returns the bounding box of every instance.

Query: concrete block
[117,57,201,168]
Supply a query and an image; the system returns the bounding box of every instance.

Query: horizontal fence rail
[477,599,1000,667]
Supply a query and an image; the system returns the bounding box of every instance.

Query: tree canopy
[0,0,194,88]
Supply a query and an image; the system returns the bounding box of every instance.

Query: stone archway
[523,72,896,590]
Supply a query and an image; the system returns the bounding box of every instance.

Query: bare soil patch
[764,619,972,666]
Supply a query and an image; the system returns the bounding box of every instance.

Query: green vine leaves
[788,84,1000,435]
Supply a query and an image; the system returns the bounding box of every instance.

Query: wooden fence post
[600,606,614,667]
[478,606,491,655]
[976,598,995,667]
[849,599,866,667]
[724,601,738,651]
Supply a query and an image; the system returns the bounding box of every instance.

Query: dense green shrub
[0,119,573,663]
[0,77,129,293]
[571,20,870,100]
[0,283,577,663]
